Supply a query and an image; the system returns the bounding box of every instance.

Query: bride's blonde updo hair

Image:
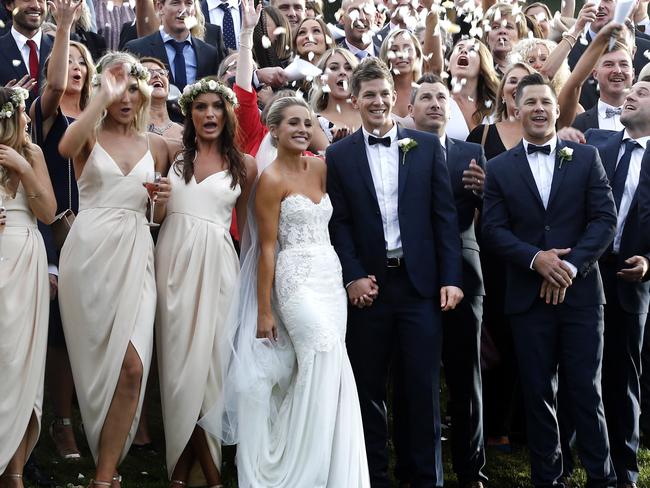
[265,97,313,148]
[93,51,152,133]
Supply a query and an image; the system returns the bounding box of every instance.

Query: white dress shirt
[11,27,42,73]
[363,124,402,256]
[597,99,624,131]
[523,137,578,277]
[206,0,240,48]
[344,39,376,59]
[613,130,650,253]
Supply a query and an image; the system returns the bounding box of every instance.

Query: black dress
[466,123,507,161]
[33,97,79,346]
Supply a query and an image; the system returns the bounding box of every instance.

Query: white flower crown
[0,87,29,120]
[91,62,151,87]
[178,79,238,116]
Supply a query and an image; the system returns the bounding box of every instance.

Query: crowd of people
[0,0,650,486]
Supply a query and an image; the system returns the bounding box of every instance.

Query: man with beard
[0,0,52,104]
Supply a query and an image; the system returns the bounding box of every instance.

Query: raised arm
[422,0,443,75]
[59,64,129,167]
[34,0,82,121]
[236,0,260,93]
[561,0,576,17]
[135,0,160,38]
[540,3,596,81]
[255,168,283,341]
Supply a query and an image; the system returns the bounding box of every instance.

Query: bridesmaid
[155,78,256,488]
[0,86,56,483]
[57,52,169,487]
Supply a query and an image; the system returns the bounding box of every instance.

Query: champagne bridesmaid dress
[155,166,240,478]
[0,185,49,473]
[58,140,156,462]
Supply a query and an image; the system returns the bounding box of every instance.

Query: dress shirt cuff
[562,260,577,279]
[530,250,541,270]
[48,264,59,277]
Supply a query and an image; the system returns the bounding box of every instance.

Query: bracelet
[27,193,41,199]
[562,32,578,43]
[561,37,575,48]
[239,41,253,50]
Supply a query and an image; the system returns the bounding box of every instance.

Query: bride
[200,96,369,487]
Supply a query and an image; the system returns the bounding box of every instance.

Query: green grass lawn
[31,376,650,488]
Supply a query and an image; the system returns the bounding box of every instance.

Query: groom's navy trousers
[327,127,462,488]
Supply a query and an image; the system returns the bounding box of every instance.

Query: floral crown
[178,79,238,116]
[91,62,150,87]
[0,87,29,120]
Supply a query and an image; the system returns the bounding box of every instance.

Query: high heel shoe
[49,418,82,461]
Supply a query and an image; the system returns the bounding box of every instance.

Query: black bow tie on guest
[368,135,391,147]
[527,144,551,155]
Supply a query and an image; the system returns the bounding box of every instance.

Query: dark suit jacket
[482,140,617,314]
[0,31,53,106]
[327,126,463,298]
[336,35,383,57]
[572,104,599,132]
[639,146,650,249]
[568,32,650,111]
[200,0,243,33]
[119,21,227,58]
[124,30,224,87]
[588,129,650,313]
[446,137,486,297]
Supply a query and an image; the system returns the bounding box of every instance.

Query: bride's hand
[257,313,278,341]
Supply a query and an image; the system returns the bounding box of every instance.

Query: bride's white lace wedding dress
[201,192,369,488]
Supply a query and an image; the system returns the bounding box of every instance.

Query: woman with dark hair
[30,0,95,461]
[0,85,56,484]
[154,78,256,487]
[253,6,292,69]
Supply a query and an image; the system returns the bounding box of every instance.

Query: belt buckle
[387,257,401,268]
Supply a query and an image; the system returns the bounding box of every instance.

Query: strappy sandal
[88,480,112,488]
[2,474,23,485]
[49,417,82,461]
[111,475,122,488]
[169,481,186,488]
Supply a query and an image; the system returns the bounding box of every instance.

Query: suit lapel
[0,34,28,79]
[599,130,625,179]
[351,129,380,208]
[397,126,411,200]
[513,141,545,210]
[194,39,209,79]
[547,139,569,210]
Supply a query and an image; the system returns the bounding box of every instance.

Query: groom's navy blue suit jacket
[326,126,462,298]
[481,140,617,315]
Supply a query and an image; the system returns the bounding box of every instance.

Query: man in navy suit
[583,79,650,488]
[0,0,52,106]
[327,57,463,488]
[404,73,487,488]
[200,0,241,50]
[482,73,617,488]
[124,0,224,91]
[336,0,383,59]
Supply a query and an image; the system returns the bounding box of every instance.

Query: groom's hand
[348,276,379,308]
[440,286,463,311]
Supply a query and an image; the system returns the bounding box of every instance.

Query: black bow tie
[368,135,391,147]
[527,144,551,155]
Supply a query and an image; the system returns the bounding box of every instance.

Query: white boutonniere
[558,147,573,169]
[397,138,418,165]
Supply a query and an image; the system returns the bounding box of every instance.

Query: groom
[326,58,463,488]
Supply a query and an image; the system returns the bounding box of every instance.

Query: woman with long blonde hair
[57,51,170,487]
[0,85,56,486]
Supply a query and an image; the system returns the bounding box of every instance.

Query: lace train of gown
[202,193,369,488]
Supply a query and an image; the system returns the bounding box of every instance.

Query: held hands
[617,256,650,282]
[532,248,575,288]
[540,280,567,305]
[48,0,82,29]
[462,159,485,195]
[257,312,278,341]
[49,274,58,299]
[241,0,261,30]
[347,275,379,308]
[5,75,36,92]
[440,286,463,311]
[0,145,31,176]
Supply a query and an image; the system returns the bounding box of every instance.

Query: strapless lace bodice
[277,194,332,250]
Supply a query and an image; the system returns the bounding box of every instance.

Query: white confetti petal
[12,59,21,67]
[106,0,114,12]
[336,103,341,113]
[261,35,271,48]
[184,15,198,30]
[273,27,286,35]
[484,99,493,108]
[308,51,315,61]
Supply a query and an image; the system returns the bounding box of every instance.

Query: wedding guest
[270,0,304,34]
[582,79,650,488]
[0,85,56,487]
[446,38,498,140]
[252,6,291,69]
[482,72,617,488]
[508,38,571,96]
[58,51,169,486]
[293,17,333,66]
[31,0,93,462]
[408,73,488,488]
[47,0,106,61]
[155,78,256,488]
[338,0,382,58]
[327,57,463,487]
[523,3,552,39]
[200,0,241,50]
[481,2,528,74]
[310,47,361,143]
[94,0,134,51]
[141,57,183,141]
[378,28,422,121]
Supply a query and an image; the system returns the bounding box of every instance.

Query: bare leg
[95,343,143,483]
[169,444,193,483]
[190,426,221,486]
[47,346,80,457]
[1,414,37,488]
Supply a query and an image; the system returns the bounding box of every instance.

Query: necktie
[26,39,39,94]
[368,135,391,147]
[611,139,639,209]
[527,144,551,155]
[605,107,622,118]
[355,50,369,61]
[218,3,237,51]
[167,39,189,90]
